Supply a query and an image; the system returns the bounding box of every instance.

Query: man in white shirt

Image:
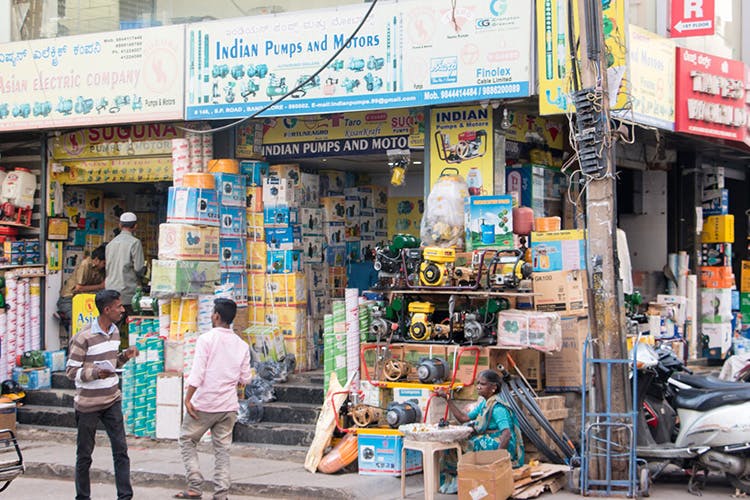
[105,212,145,314]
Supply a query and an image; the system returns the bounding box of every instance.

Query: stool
[401,439,462,499]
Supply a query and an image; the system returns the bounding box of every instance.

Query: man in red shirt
[175,298,252,500]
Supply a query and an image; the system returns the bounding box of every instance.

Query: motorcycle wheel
[727,473,750,494]
[639,467,651,497]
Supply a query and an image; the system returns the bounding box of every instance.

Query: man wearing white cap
[105,212,145,318]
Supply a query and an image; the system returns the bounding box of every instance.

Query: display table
[401,439,462,499]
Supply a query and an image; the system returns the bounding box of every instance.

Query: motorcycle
[635,343,750,494]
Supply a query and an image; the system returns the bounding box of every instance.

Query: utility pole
[573,0,629,480]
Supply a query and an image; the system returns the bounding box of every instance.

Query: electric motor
[416,357,448,384]
[385,399,422,428]
[370,307,391,340]
[463,313,484,342]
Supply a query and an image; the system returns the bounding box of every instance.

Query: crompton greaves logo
[489,0,508,16]
[430,57,458,85]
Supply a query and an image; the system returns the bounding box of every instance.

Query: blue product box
[530,229,587,272]
[23,240,40,254]
[219,205,246,237]
[264,205,299,227]
[24,252,41,265]
[267,249,302,273]
[167,187,220,227]
[219,238,247,271]
[240,160,269,186]
[346,241,361,262]
[266,225,302,250]
[732,290,740,312]
[43,350,67,372]
[324,245,347,267]
[4,241,25,254]
[219,272,248,307]
[13,367,52,390]
[357,431,422,476]
[702,189,729,216]
[85,212,105,235]
[213,173,247,207]
[464,195,514,251]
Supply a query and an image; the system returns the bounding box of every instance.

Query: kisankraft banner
[259,108,425,160]
[675,47,746,143]
[620,26,675,130]
[185,0,532,119]
[429,106,494,193]
[0,25,185,131]
[536,0,628,115]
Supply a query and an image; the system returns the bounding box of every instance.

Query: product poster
[72,293,98,336]
[387,197,424,239]
[259,108,425,160]
[429,105,494,193]
[185,0,532,119]
[503,111,565,149]
[0,25,185,131]
[619,25,675,130]
[536,0,628,114]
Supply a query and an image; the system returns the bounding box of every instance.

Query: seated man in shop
[56,244,106,331]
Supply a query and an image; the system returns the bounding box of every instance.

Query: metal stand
[579,337,642,497]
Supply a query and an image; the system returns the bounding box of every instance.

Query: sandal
[174,491,202,499]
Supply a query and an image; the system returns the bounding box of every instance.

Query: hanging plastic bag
[237,396,264,425]
[420,168,468,248]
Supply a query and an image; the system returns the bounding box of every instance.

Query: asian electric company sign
[675,48,747,143]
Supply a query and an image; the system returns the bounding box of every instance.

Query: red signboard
[745,64,750,148]
[675,48,747,143]
[670,0,715,38]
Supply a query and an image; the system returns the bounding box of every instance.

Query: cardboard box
[299,208,324,235]
[357,430,423,476]
[218,272,248,307]
[374,208,388,232]
[43,350,66,372]
[246,241,267,273]
[497,310,562,351]
[246,186,263,212]
[458,450,513,500]
[247,273,266,304]
[219,205,246,237]
[12,367,51,390]
[262,304,306,326]
[239,160,269,186]
[701,243,732,267]
[345,241,361,262]
[324,245,347,267]
[263,177,297,207]
[702,188,729,216]
[0,402,16,434]
[265,225,302,250]
[701,322,732,351]
[322,196,346,222]
[702,214,734,243]
[740,292,750,317]
[219,238,246,271]
[306,264,328,292]
[299,172,320,208]
[151,260,220,296]
[166,187,220,227]
[700,266,734,289]
[156,374,183,440]
[268,164,301,184]
[464,195,514,251]
[530,229,586,272]
[244,325,286,362]
[158,223,220,261]
[309,290,329,318]
[545,313,589,391]
[533,270,587,312]
[267,249,302,274]
[742,261,750,293]
[283,335,307,359]
[266,273,307,304]
[319,169,346,194]
[246,211,265,241]
[700,288,733,323]
[325,222,345,245]
[213,173,246,207]
[301,235,325,264]
[263,205,299,227]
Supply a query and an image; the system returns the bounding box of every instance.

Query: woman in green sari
[434,369,524,493]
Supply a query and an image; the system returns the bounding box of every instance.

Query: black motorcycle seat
[672,372,749,390]
[674,387,750,412]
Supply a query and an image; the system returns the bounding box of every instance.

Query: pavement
[8,425,742,499]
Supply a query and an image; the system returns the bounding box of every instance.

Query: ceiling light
[413,161,422,165]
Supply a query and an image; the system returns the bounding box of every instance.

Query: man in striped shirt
[66,289,138,500]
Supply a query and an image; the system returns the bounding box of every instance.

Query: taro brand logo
[430,57,458,85]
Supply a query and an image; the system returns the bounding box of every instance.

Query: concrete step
[17,404,77,428]
[273,384,324,404]
[233,422,315,447]
[51,372,75,390]
[24,388,76,408]
[263,401,319,425]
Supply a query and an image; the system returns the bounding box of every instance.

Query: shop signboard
[745,64,750,148]
[503,111,565,149]
[50,123,183,159]
[670,0,715,38]
[675,47,746,143]
[52,157,173,185]
[259,108,424,160]
[429,105,494,193]
[0,25,185,131]
[619,25,675,130]
[536,0,628,115]
[184,0,532,119]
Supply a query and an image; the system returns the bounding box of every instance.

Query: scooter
[635,344,750,494]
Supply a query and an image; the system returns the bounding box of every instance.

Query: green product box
[151,260,221,296]
[741,292,750,317]
[464,195,514,251]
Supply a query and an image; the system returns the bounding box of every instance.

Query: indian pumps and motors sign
[670,0,715,38]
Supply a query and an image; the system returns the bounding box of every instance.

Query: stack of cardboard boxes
[216,171,248,307]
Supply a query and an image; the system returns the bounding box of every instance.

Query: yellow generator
[419,247,456,286]
[408,301,436,341]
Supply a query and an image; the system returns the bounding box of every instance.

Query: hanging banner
[0,25,185,131]
[52,157,173,185]
[50,123,183,159]
[619,26,675,130]
[387,197,424,239]
[429,106,494,193]
[185,0,532,119]
[675,47,746,143]
[536,0,628,115]
[259,108,425,160]
[503,111,565,149]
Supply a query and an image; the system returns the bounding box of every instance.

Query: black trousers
[75,400,132,500]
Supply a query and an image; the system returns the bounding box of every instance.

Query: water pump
[386,399,422,428]
[416,357,448,384]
